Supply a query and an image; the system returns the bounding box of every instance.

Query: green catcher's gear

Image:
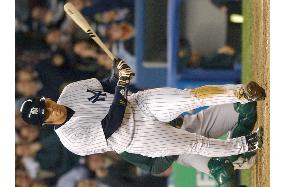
[229,102,257,162]
[232,102,257,138]
[208,102,257,187]
[208,158,238,187]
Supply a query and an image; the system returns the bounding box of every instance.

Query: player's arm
[101,58,134,138]
[119,152,178,175]
[100,62,140,94]
[99,74,118,94]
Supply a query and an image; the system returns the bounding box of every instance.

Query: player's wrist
[113,86,127,106]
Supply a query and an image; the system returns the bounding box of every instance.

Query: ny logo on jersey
[87,89,107,103]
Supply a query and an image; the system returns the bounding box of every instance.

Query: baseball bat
[64,2,115,61]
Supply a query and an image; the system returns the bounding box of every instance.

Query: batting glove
[113,58,135,87]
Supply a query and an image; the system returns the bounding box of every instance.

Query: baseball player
[20,58,265,158]
[119,101,259,187]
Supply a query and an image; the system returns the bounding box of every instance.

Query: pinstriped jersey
[55,78,117,156]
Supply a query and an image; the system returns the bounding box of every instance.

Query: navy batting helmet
[20,97,46,125]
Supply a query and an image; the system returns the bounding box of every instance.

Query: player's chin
[49,111,61,120]
[55,111,63,117]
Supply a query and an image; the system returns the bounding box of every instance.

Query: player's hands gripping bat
[114,58,135,88]
[64,2,115,61]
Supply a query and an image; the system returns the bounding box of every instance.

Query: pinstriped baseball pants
[109,84,251,158]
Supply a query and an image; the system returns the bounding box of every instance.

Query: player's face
[44,98,67,125]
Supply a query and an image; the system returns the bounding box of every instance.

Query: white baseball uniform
[54,78,251,158]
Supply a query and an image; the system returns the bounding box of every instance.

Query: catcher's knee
[208,158,238,187]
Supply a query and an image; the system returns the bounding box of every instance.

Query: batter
[20,59,265,158]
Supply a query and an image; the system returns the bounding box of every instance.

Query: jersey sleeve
[55,117,109,156]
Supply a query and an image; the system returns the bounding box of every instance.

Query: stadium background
[15,0,269,187]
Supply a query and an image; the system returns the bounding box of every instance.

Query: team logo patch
[120,89,125,96]
[87,89,107,103]
[29,107,39,118]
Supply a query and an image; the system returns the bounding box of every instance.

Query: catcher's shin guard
[232,102,257,137]
[229,102,257,162]
[208,103,256,187]
[208,158,238,187]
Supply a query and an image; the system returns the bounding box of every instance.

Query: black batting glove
[113,58,135,77]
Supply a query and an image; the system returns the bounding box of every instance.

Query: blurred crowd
[15,0,169,187]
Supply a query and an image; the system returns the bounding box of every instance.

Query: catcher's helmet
[20,96,46,125]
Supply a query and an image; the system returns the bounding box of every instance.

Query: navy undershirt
[100,75,128,139]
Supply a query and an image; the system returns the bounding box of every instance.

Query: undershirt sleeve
[100,82,128,139]
[100,75,118,94]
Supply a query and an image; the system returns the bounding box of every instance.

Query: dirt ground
[250,0,270,186]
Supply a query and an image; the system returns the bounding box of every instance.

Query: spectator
[19,125,40,143]
[45,28,71,52]
[73,40,98,59]
[16,133,80,185]
[107,22,134,42]
[16,168,32,187]
[72,39,111,78]
[94,8,133,24]
[15,68,42,99]
[31,180,49,187]
[84,154,168,187]
[82,0,134,18]
[56,165,91,187]
[16,109,29,131]
[96,52,113,71]
[187,45,239,69]
[107,22,136,70]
